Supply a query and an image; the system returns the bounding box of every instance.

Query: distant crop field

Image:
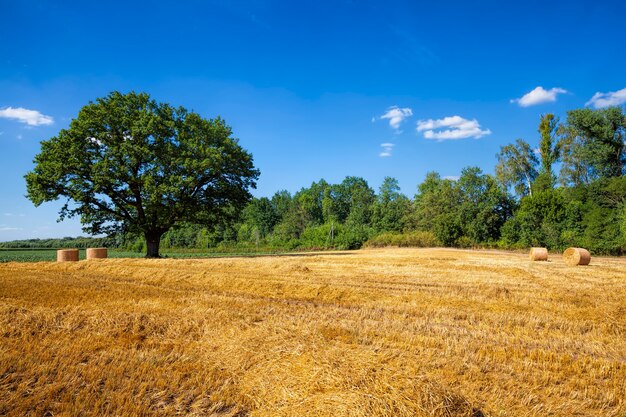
[0,248,624,416]
[0,248,146,262]
[0,248,60,262]
[0,248,292,263]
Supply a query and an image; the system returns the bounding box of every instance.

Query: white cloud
[416,115,491,141]
[585,87,626,108]
[377,106,413,131]
[379,142,395,157]
[0,106,54,126]
[511,86,567,107]
[443,175,459,181]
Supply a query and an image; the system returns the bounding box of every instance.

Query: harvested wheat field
[1,248,625,416]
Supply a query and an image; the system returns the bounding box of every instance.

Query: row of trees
[23,91,625,256]
[153,107,626,255]
[0,236,114,249]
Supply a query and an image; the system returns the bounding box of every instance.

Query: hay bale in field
[86,247,108,259]
[529,247,548,261]
[57,249,79,262]
[563,247,591,266]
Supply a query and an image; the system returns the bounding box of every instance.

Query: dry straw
[86,247,108,259]
[56,249,79,262]
[563,247,591,266]
[529,247,548,261]
[2,248,626,416]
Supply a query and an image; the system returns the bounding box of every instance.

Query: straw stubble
[2,248,624,416]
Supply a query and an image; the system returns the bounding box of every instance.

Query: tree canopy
[22,101,626,257]
[25,91,259,257]
[560,107,626,185]
[495,138,539,197]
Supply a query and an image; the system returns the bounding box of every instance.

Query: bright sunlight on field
[1,248,625,416]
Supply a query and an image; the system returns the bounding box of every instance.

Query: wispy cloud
[0,223,22,231]
[416,116,491,141]
[443,175,459,181]
[511,86,567,107]
[379,142,395,157]
[585,87,626,108]
[0,106,54,126]
[375,106,413,132]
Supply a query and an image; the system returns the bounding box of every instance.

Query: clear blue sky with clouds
[1,0,625,241]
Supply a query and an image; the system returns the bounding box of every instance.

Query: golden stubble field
[0,248,625,417]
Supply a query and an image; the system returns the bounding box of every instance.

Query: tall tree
[411,172,462,244]
[25,91,259,257]
[336,176,376,227]
[372,177,410,232]
[534,114,561,191]
[495,139,539,197]
[242,197,279,237]
[456,167,514,244]
[538,114,560,173]
[295,179,330,226]
[560,107,626,185]
[271,190,293,219]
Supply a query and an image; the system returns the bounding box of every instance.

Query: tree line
[20,91,626,256]
[152,106,625,254]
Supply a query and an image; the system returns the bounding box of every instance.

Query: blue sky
[1,0,625,240]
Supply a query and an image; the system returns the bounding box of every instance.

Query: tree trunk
[144,230,163,258]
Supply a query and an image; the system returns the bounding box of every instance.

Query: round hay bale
[86,247,108,259]
[57,249,79,262]
[529,247,548,261]
[563,247,591,266]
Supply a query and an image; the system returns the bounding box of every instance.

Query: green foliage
[560,107,626,185]
[337,176,376,226]
[371,177,411,232]
[272,223,373,250]
[433,212,462,246]
[495,139,539,197]
[364,231,439,248]
[456,167,514,244]
[242,197,279,237]
[14,101,626,256]
[536,113,560,191]
[514,190,566,248]
[410,172,461,232]
[25,91,259,257]
[411,168,513,247]
[499,216,523,248]
[577,177,626,254]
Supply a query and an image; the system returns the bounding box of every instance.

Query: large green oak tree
[25,91,259,257]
